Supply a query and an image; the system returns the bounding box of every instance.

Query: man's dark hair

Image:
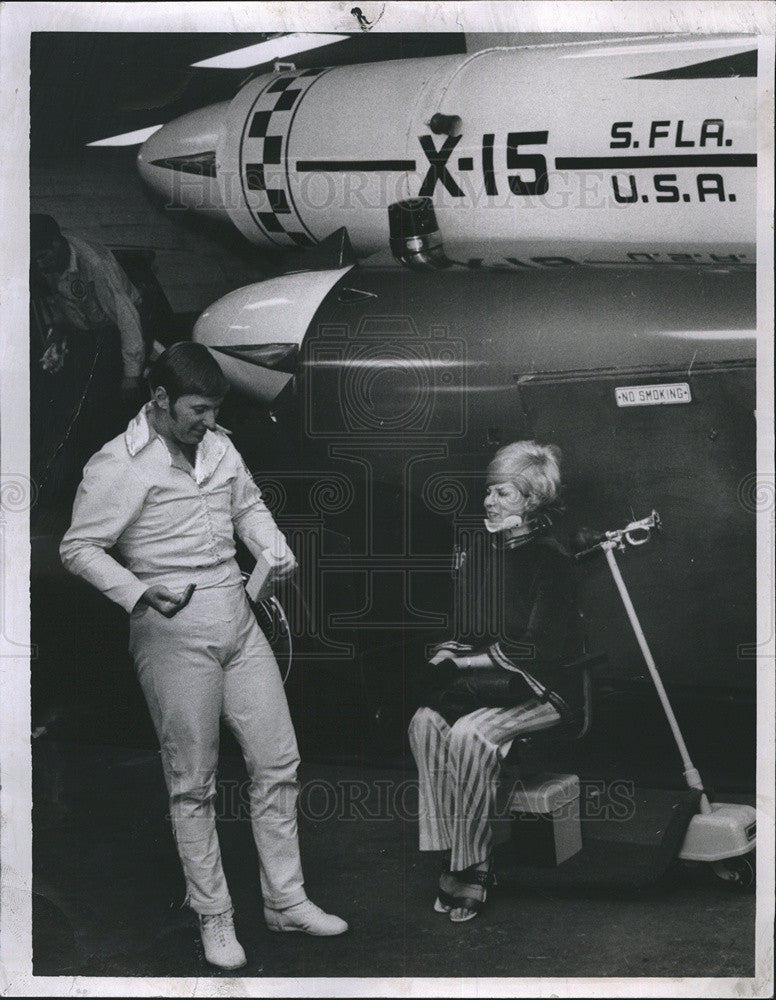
[30,213,62,253]
[148,342,230,403]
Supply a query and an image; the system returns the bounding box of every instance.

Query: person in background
[30,213,147,403]
[60,342,348,970]
[408,441,581,923]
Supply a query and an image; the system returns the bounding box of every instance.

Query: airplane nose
[193,266,354,405]
[137,102,231,219]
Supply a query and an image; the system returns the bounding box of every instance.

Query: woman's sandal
[433,855,454,913]
[434,865,455,912]
[436,865,495,922]
[434,872,454,913]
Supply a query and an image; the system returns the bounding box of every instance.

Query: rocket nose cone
[137,101,231,217]
[194,267,354,405]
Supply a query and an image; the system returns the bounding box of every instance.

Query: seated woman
[408,441,581,922]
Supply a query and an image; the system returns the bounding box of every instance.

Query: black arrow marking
[555,154,756,169]
[631,49,756,79]
[296,159,416,171]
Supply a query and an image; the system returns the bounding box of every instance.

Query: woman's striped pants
[408,699,561,872]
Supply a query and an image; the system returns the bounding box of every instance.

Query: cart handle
[574,510,661,561]
[573,509,711,812]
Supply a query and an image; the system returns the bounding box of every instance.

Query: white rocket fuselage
[137,36,758,266]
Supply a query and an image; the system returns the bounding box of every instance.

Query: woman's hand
[449,654,494,670]
[428,652,493,669]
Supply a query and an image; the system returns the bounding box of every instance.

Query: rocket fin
[290,227,358,271]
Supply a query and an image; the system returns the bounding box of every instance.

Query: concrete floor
[32,739,757,983]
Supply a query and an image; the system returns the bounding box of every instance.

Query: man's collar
[124,405,156,457]
[124,403,231,484]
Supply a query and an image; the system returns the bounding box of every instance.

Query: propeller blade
[191,33,349,70]
[86,124,164,147]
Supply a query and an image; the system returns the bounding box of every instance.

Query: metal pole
[603,542,711,814]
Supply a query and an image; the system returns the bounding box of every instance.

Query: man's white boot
[199,909,247,969]
[264,899,348,936]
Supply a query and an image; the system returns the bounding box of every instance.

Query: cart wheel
[710,851,755,889]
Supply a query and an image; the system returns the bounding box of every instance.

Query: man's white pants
[129,583,306,915]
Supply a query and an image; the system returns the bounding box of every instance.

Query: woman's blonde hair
[486,441,562,513]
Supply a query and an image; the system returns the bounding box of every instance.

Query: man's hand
[40,335,68,373]
[274,550,297,581]
[138,583,196,618]
[265,546,297,582]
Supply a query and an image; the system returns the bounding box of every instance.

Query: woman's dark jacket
[431,530,584,722]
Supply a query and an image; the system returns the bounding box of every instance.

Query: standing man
[30,213,147,402]
[60,342,348,970]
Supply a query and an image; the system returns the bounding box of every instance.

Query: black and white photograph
[1,2,774,996]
